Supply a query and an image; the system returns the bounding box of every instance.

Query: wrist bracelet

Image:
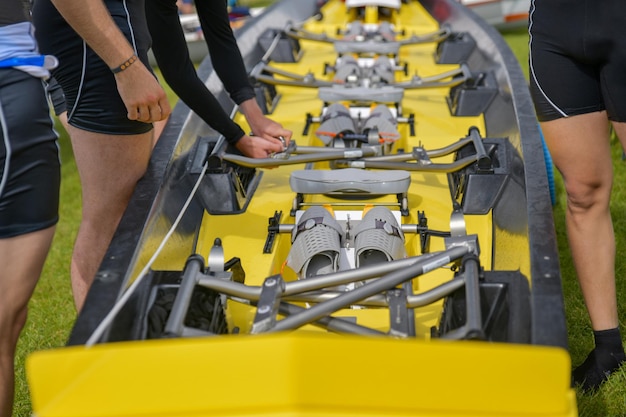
[110,54,137,74]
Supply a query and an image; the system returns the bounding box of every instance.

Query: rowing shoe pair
[286,205,407,279]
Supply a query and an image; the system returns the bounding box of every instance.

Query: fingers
[264,129,293,149]
[280,128,293,141]
[127,105,158,123]
[272,127,293,143]
[127,99,171,123]
[117,63,172,123]
[249,119,293,143]
[147,105,162,123]
[236,134,285,159]
[261,135,286,152]
[158,96,172,120]
[134,105,159,123]
[127,106,138,122]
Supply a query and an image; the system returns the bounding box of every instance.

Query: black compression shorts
[45,76,67,117]
[32,0,155,135]
[529,0,626,122]
[0,69,60,238]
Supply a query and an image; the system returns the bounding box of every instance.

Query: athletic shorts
[45,76,67,117]
[32,0,154,135]
[529,0,626,122]
[0,69,60,238]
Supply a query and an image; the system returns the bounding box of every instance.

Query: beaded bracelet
[110,54,138,74]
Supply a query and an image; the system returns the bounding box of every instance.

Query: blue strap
[0,55,46,68]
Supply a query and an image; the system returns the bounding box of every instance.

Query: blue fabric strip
[0,55,46,68]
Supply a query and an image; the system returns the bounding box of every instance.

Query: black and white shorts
[0,69,60,238]
[529,0,626,122]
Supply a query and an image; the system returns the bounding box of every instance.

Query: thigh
[68,126,153,218]
[541,112,612,202]
[0,69,60,238]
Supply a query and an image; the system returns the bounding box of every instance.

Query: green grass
[12,18,626,417]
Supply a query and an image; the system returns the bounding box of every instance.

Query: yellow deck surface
[28,333,576,417]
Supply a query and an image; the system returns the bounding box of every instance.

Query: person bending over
[145,0,293,158]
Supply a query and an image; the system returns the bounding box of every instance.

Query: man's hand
[247,114,292,148]
[239,98,292,155]
[114,63,171,123]
[235,134,286,159]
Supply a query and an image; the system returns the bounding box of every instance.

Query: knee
[564,179,611,214]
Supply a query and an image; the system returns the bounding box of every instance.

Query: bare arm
[50,0,171,123]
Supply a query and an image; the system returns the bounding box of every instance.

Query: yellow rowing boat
[27,1,577,415]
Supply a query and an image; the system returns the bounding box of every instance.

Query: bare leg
[68,125,153,311]
[542,111,617,330]
[0,227,55,416]
[542,111,625,390]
